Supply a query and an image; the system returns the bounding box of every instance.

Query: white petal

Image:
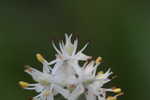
[52,41,62,56]
[75,52,91,61]
[69,84,84,99]
[43,62,51,73]
[72,39,78,56]
[85,92,96,100]
[53,85,70,99]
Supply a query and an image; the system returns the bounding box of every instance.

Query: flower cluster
[19,34,123,100]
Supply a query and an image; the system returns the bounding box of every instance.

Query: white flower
[19,34,123,100]
[71,57,122,100]
[50,34,91,86]
[19,66,55,100]
[52,34,91,61]
[76,57,111,100]
[19,54,59,100]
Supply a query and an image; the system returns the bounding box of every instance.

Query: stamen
[96,71,104,79]
[111,75,118,80]
[106,96,117,100]
[106,92,124,100]
[36,53,45,63]
[24,65,33,72]
[115,92,124,97]
[96,57,102,64]
[98,71,104,74]
[112,88,122,93]
[19,81,29,88]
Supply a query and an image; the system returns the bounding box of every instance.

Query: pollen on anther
[36,53,45,63]
[19,81,29,88]
[106,96,117,100]
[112,88,122,93]
[96,57,102,64]
[96,71,104,79]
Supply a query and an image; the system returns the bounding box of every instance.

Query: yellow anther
[98,71,104,74]
[96,71,104,79]
[19,81,29,88]
[96,57,102,64]
[67,84,76,89]
[107,96,117,100]
[36,53,45,63]
[112,88,122,93]
[107,92,124,100]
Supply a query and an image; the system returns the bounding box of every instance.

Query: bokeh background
[0,0,150,100]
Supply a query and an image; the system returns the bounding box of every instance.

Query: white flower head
[81,58,122,100]
[19,34,123,100]
[50,34,92,86]
[52,34,91,61]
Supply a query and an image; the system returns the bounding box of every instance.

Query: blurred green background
[0,0,150,100]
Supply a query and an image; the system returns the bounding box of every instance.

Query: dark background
[0,0,150,100]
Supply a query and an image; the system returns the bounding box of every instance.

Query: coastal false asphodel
[19,34,123,100]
